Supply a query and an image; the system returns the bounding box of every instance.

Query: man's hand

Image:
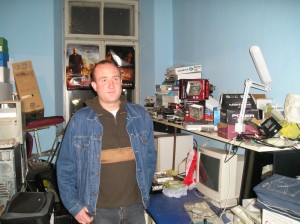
[75,207,94,224]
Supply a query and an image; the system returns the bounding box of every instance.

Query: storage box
[220,108,260,124]
[166,64,202,75]
[0,67,10,83]
[0,52,9,60]
[179,79,209,100]
[156,95,180,108]
[0,37,8,47]
[0,60,7,67]
[262,209,300,224]
[12,61,44,120]
[0,46,9,53]
[221,93,257,110]
[217,122,259,139]
[184,100,206,121]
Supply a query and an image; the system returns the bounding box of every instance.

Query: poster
[66,44,100,90]
[105,45,135,89]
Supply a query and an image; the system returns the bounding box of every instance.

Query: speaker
[0,192,54,224]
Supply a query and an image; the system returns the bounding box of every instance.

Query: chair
[25,116,64,161]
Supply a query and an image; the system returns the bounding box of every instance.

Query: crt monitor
[196,147,245,208]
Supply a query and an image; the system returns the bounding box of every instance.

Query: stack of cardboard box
[0,37,12,101]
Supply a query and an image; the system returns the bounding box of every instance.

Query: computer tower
[0,144,27,207]
[154,133,193,173]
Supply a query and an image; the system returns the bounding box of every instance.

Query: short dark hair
[90,60,120,81]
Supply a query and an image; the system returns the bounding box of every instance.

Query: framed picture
[105,45,135,89]
[66,44,100,90]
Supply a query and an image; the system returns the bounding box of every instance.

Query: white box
[262,209,300,224]
[155,95,180,108]
[155,133,193,173]
[0,67,10,83]
[166,72,202,81]
[166,64,202,75]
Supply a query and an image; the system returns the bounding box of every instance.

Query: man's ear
[91,81,97,91]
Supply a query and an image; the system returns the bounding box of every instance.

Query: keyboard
[184,201,224,224]
[0,138,17,149]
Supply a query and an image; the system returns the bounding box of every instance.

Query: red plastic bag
[183,149,197,186]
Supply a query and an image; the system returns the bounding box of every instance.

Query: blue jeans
[92,203,146,224]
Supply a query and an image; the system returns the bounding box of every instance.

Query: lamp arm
[235,79,252,134]
[235,79,271,134]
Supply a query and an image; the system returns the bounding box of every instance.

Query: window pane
[104,4,134,36]
[69,2,100,35]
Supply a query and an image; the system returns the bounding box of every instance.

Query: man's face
[91,63,122,107]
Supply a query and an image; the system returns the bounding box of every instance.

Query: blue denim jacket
[56,102,157,217]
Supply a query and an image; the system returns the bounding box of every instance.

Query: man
[56,60,157,224]
[69,47,84,75]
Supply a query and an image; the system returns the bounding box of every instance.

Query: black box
[220,108,260,124]
[0,192,54,224]
[220,93,257,110]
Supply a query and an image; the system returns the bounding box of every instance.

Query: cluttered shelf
[152,118,299,152]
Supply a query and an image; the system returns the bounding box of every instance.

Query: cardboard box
[217,122,259,139]
[12,61,44,120]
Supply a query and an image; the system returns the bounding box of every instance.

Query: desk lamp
[235,46,272,134]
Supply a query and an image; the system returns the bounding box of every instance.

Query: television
[196,147,245,208]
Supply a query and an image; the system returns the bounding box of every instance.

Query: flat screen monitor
[196,147,244,208]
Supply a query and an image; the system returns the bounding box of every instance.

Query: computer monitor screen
[196,147,244,208]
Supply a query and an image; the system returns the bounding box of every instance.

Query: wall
[0,0,63,152]
[1,0,300,151]
[171,0,300,105]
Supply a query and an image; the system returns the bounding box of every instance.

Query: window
[65,0,138,40]
[63,0,140,121]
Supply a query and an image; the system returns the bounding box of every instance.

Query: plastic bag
[183,149,197,186]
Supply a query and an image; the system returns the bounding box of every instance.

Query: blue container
[0,52,9,60]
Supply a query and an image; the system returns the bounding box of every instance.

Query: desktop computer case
[155,133,193,173]
[0,144,27,207]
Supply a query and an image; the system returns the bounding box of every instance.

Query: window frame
[64,0,139,40]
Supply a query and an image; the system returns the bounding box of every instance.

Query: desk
[147,190,229,224]
[152,119,299,199]
[153,119,296,152]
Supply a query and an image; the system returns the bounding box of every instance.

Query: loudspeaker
[0,192,54,224]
